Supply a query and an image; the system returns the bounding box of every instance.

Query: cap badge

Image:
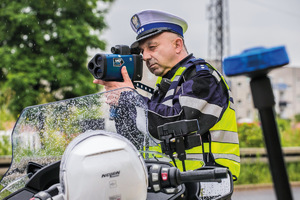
[131,14,141,30]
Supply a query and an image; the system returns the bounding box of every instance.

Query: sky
[93,0,300,67]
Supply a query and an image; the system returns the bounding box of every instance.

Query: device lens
[96,56,102,65]
[95,68,102,78]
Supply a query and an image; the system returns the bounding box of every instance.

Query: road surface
[232,185,300,199]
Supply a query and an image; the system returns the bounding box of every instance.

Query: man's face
[139,32,179,77]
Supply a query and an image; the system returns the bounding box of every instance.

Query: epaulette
[181,58,210,82]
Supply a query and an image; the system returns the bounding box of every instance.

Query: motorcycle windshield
[0,88,164,197]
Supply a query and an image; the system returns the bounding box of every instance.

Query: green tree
[0,0,114,117]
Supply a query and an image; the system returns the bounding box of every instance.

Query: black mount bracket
[157,119,202,171]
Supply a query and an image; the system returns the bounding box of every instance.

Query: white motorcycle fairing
[60,130,148,200]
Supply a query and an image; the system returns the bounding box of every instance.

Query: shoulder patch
[196,64,209,72]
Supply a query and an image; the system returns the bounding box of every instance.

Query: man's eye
[149,46,156,50]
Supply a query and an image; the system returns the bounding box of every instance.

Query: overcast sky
[94,0,300,67]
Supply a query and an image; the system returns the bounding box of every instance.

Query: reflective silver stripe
[186,154,204,160]
[228,90,233,98]
[212,70,221,83]
[179,96,222,117]
[210,130,239,144]
[186,153,240,163]
[162,99,173,107]
[214,153,240,163]
[176,86,181,93]
[228,90,236,110]
[165,89,175,98]
[229,101,235,111]
[173,75,180,82]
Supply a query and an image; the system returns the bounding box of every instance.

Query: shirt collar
[163,53,194,79]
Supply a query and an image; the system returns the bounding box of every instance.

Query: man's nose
[142,50,151,61]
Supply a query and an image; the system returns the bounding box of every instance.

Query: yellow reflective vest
[155,61,240,179]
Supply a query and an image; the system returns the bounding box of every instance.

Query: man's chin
[152,70,162,76]
[149,66,163,76]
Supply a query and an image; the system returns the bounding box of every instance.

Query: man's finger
[93,79,105,85]
[121,66,131,83]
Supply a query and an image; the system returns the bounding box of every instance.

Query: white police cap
[130,10,188,48]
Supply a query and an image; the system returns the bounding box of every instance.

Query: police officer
[94,9,240,180]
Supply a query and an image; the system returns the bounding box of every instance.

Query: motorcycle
[0,88,233,200]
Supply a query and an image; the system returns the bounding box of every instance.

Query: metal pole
[250,75,293,200]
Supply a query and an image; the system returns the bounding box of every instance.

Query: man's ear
[174,37,184,54]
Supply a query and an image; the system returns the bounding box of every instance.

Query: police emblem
[131,14,141,30]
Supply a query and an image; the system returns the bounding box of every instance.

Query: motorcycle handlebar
[148,164,228,193]
[179,167,228,184]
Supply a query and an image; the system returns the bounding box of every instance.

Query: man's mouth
[147,62,157,69]
[149,63,155,68]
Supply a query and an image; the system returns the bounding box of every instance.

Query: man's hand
[93,66,135,91]
[93,66,135,106]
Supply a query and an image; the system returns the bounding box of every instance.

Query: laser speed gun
[88,45,143,81]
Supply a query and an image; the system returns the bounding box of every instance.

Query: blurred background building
[228,65,300,123]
